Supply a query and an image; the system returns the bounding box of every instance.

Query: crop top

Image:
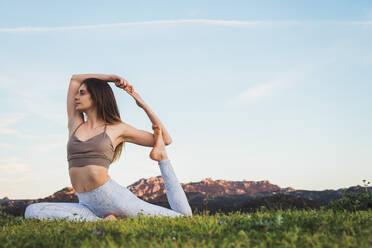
[67,122,114,169]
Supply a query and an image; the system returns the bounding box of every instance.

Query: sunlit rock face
[127,176,294,201]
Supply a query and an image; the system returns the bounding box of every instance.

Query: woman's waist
[69,164,109,175]
[69,165,111,193]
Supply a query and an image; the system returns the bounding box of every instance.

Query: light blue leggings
[24,159,192,222]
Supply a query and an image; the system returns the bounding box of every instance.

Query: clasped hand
[113,75,147,109]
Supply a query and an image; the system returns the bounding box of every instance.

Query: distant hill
[1,177,371,217]
[127,177,295,201]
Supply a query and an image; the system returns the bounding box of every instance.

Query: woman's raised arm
[117,84,173,145]
[141,105,173,145]
[71,74,123,84]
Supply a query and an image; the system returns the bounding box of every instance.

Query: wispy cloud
[363,8,372,19]
[0,142,14,148]
[27,134,67,153]
[0,73,67,127]
[0,112,39,139]
[225,40,350,108]
[350,21,372,25]
[1,19,371,33]
[0,128,39,139]
[0,157,42,198]
[226,80,284,106]
[0,112,67,152]
[0,112,28,126]
[0,73,72,155]
[0,157,32,174]
[17,92,66,127]
[0,111,66,153]
[0,19,301,33]
[224,65,308,107]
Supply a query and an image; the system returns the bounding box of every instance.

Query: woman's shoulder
[68,120,85,136]
[106,121,128,143]
[107,121,126,127]
[106,121,128,133]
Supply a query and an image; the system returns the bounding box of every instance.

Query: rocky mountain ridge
[1,177,296,205]
[127,176,296,201]
[1,177,370,217]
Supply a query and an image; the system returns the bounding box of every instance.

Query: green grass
[1,209,371,248]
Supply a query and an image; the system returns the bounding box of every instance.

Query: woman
[24,74,192,222]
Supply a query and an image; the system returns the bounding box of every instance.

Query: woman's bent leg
[73,160,192,218]
[158,159,192,216]
[108,183,189,218]
[76,179,187,218]
[114,187,185,218]
[24,202,102,222]
[105,159,192,218]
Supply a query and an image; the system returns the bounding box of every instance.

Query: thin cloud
[0,74,70,152]
[0,157,42,197]
[0,112,67,151]
[0,113,39,139]
[224,64,313,107]
[0,158,31,174]
[224,41,346,108]
[1,19,370,33]
[0,19,301,33]
[27,134,67,153]
[0,73,67,127]
[0,142,14,148]
[0,157,23,164]
[0,177,29,184]
[350,21,372,25]
[226,80,284,107]
[0,127,39,139]
[0,112,29,127]
[363,8,372,19]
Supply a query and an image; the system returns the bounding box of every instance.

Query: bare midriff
[67,123,124,193]
[69,165,112,193]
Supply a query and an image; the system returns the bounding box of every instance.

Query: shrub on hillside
[327,180,372,212]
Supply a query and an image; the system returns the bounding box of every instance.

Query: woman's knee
[175,204,193,217]
[181,208,193,217]
[186,209,193,216]
[24,202,44,218]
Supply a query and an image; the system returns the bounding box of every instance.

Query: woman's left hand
[124,84,147,109]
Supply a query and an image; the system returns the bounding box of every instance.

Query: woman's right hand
[113,75,129,89]
[112,75,147,108]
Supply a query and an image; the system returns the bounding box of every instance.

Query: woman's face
[75,84,94,112]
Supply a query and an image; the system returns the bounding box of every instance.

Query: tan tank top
[67,122,114,169]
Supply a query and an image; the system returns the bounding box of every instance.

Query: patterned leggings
[24,159,192,222]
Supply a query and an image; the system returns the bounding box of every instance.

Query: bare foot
[103,214,117,221]
[149,125,168,162]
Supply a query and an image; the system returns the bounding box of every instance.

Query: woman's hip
[75,178,137,217]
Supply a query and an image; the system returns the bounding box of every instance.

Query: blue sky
[0,1,371,199]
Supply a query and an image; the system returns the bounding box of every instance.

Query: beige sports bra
[67,122,114,169]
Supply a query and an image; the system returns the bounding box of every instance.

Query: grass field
[1,208,371,248]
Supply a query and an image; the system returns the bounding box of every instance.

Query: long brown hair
[81,78,124,164]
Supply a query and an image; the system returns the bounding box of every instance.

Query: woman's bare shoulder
[68,119,85,136]
[107,121,127,128]
[109,121,133,135]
